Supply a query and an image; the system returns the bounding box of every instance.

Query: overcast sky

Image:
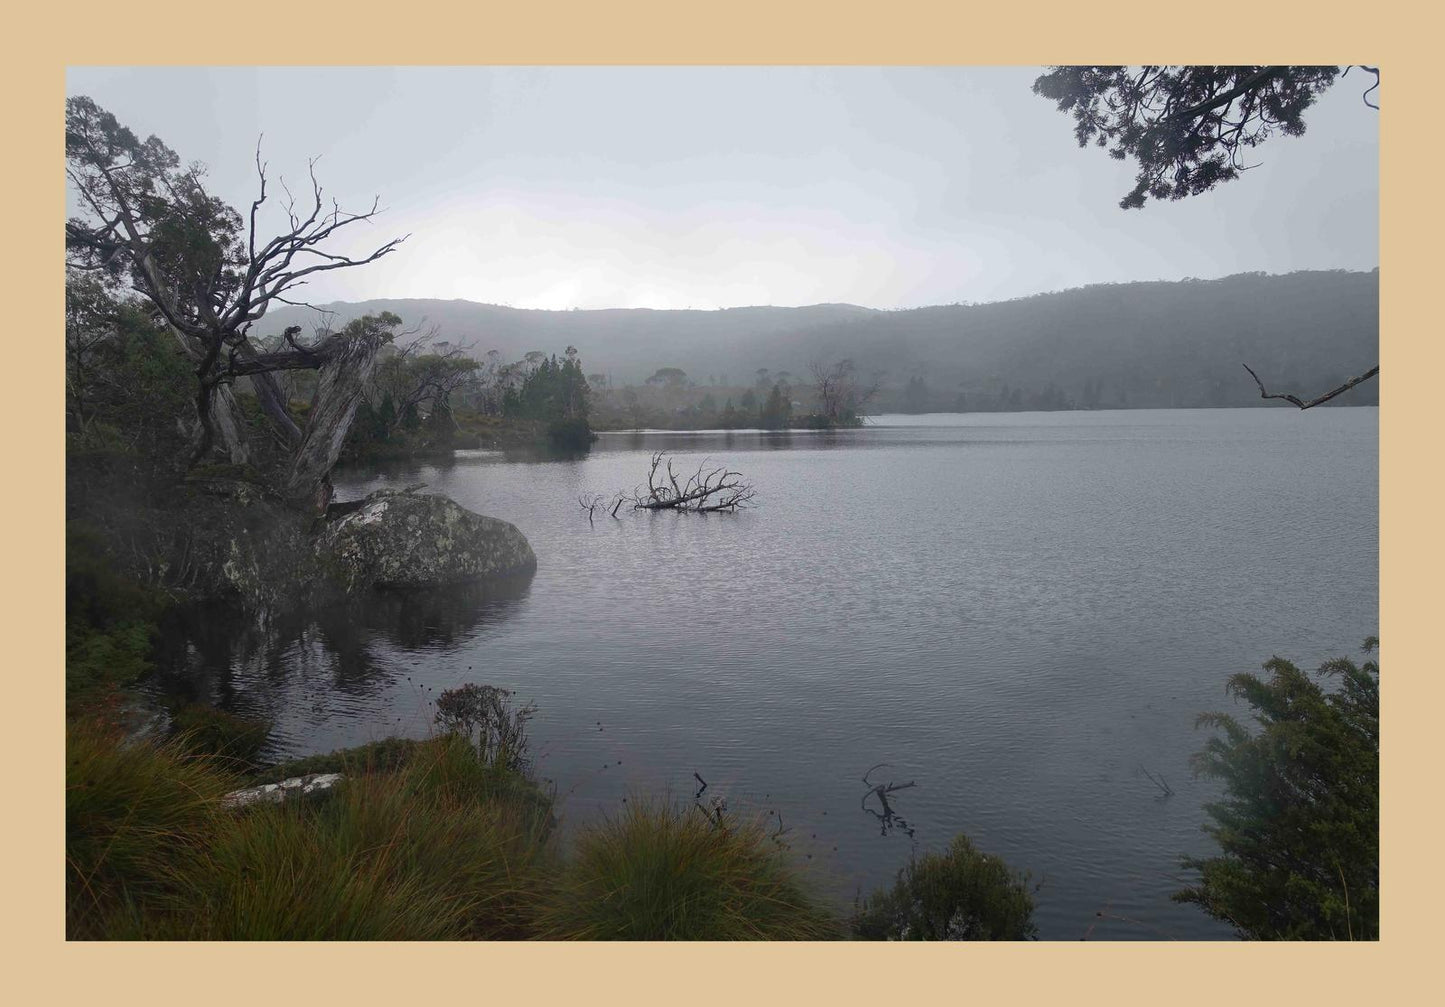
[65,66,1379,311]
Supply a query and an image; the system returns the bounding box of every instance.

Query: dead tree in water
[629,452,756,513]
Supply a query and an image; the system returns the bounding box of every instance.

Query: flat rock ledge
[316,489,537,592]
[223,773,344,809]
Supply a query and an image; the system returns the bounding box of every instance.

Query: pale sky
[65,66,1379,311]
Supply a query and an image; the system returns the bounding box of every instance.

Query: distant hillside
[254,270,1379,409]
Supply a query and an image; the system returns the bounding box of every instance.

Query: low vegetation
[65,713,841,940]
[851,833,1039,940]
[1175,639,1380,939]
[539,799,841,940]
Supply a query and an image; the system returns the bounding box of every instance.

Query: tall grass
[145,737,556,939]
[537,799,841,940]
[69,722,842,940]
[65,718,239,939]
[68,726,555,939]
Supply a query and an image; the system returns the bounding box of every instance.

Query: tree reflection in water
[148,574,534,736]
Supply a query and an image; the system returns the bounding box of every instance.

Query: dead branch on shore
[629,452,756,513]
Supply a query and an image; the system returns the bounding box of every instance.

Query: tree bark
[209,383,251,465]
[245,366,304,448]
[282,326,389,511]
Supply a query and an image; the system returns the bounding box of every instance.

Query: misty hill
[255,270,1379,409]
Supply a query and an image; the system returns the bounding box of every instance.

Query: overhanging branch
[1242,362,1379,410]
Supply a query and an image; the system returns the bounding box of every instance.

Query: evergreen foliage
[758,382,793,429]
[1033,66,1345,209]
[851,832,1038,940]
[503,352,592,423]
[1175,639,1379,939]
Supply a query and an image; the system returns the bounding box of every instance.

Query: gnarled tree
[65,95,407,510]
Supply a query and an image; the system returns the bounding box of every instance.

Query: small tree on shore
[852,832,1038,940]
[1175,639,1379,939]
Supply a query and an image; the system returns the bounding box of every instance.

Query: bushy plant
[65,521,168,702]
[169,704,272,769]
[538,799,840,940]
[851,832,1038,940]
[545,415,596,451]
[434,683,537,774]
[1175,639,1379,939]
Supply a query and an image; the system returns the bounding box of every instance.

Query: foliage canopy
[1033,66,1349,209]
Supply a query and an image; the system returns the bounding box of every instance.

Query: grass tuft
[538,798,840,940]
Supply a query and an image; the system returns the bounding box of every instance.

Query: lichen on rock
[222,773,344,809]
[315,489,537,592]
[144,481,535,620]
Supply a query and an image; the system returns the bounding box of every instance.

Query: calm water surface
[154,408,1378,940]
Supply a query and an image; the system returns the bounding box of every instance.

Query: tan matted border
[10,2,1429,1002]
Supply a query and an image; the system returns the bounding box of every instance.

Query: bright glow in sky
[65,66,1379,310]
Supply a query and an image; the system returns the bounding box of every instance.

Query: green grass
[250,736,424,783]
[169,703,272,770]
[145,736,556,939]
[66,718,240,939]
[68,723,842,940]
[68,726,558,939]
[536,799,841,940]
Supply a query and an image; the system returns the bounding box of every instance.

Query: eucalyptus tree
[65,95,407,510]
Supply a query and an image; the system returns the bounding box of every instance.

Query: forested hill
[254,270,1379,409]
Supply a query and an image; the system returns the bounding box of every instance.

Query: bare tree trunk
[282,327,388,512]
[245,366,304,448]
[182,375,250,467]
[210,383,251,465]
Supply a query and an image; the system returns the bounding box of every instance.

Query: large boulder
[316,489,537,591]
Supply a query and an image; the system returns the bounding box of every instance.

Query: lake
[152,407,1379,940]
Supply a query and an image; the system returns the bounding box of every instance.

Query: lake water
[153,408,1379,940]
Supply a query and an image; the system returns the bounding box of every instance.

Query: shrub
[169,704,272,770]
[434,683,537,774]
[1174,639,1379,939]
[65,521,168,702]
[851,833,1038,940]
[538,799,840,940]
[546,416,596,451]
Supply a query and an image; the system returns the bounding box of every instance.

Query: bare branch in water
[625,452,756,513]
